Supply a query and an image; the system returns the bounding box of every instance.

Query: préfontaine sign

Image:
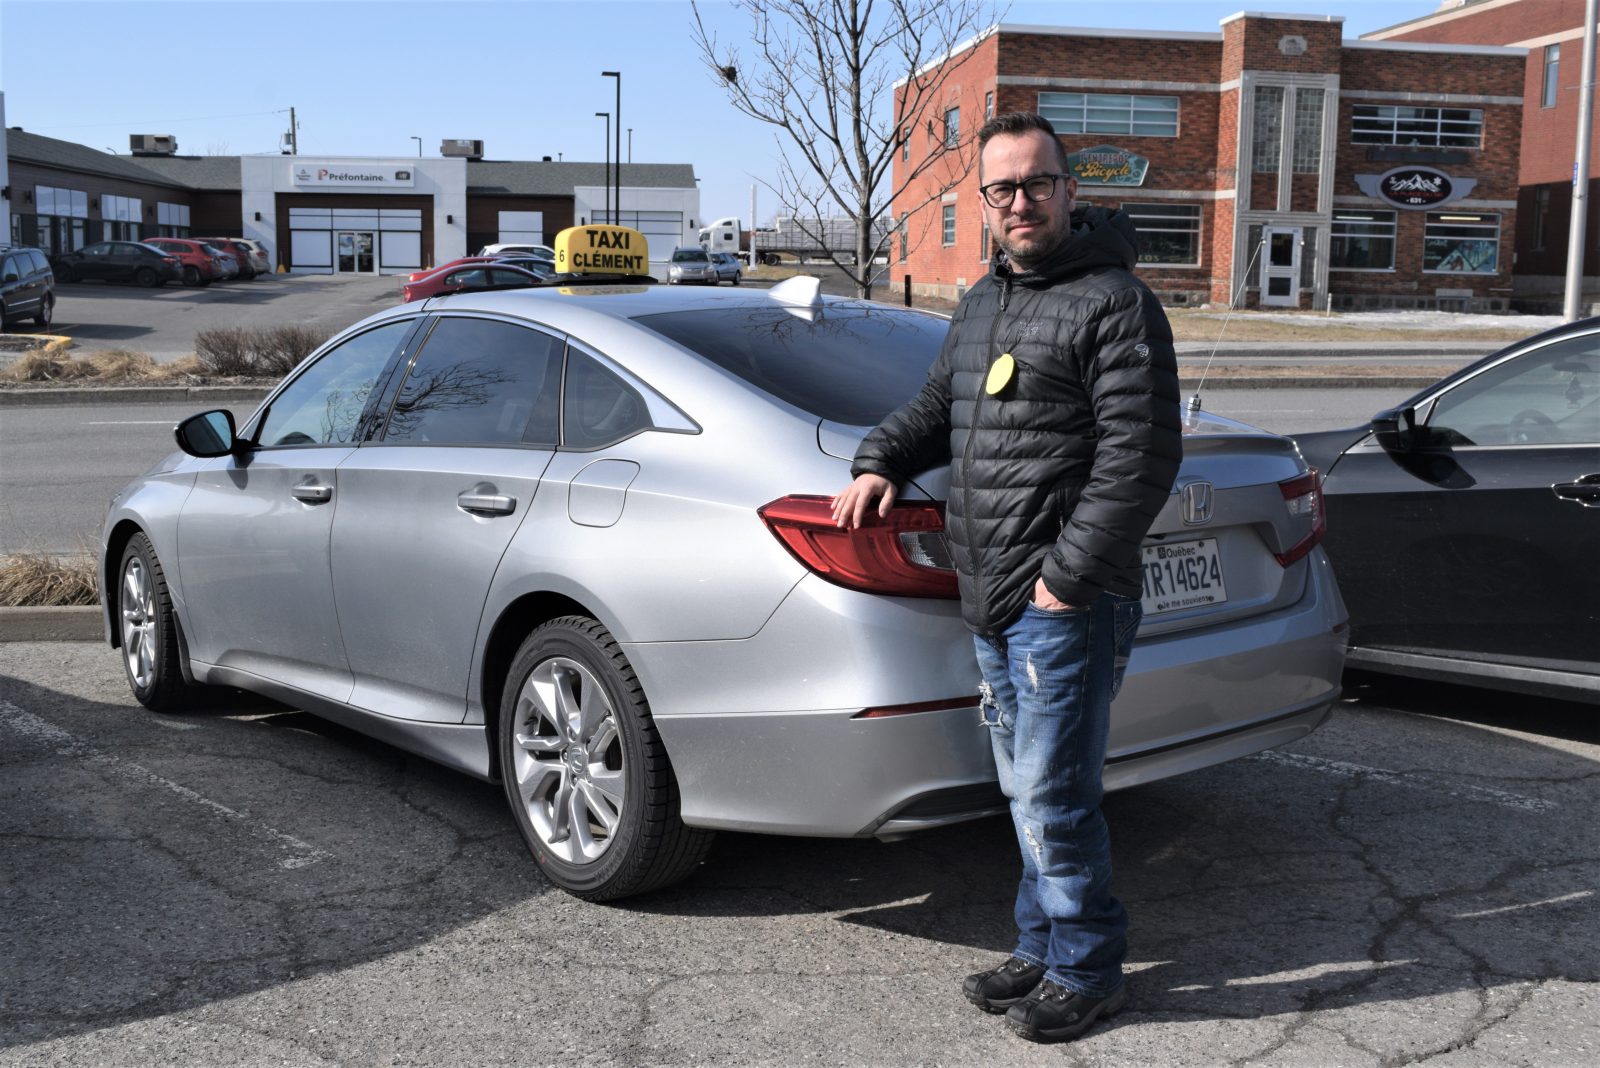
[292,165,416,189]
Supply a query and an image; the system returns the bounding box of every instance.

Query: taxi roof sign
[554,225,651,277]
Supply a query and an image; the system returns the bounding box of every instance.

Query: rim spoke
[548,776,574,843]
[515,730,564,754]
[585,719,618,760]
[551,666,582,741]
[517,760,563,806]
[578,780,620,835]
[588,766,625,809]
[568,784,597,855]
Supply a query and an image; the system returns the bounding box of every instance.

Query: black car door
[1322,333,1600,676]
[0,253,23,318]
[75,243,113,281]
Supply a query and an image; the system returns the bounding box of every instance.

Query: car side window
[563,352,652,449]
[1427,336,1600,446]
[2,255,17,278]
[382,317,563,446]
[29,251,49,273]
[256,320,413,447]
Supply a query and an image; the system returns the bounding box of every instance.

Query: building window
[1543,44,1560,108]
[1330,211,1397,270]
[1352,104,1483,148]
[1037,92,1179,137]
[1291,88,1324,173]
[899,221,908,263]
[944,108,960,149]
[985,91,994,119]
[942,204,956,245]
[1121,203,1201,265]
[1424,212,1500,274]
[901,126,909,161]
[157,202,191,238]
[1253,86,1284,173]
[980,221,991,261]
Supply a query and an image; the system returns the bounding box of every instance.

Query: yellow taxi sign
[554,225,650,276]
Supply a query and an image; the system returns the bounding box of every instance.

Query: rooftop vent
[130,134,178,156]
[440,138,485,160]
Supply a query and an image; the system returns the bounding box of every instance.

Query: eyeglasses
[979,173,1066,209]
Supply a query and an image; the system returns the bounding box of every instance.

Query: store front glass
[336,230,376,273]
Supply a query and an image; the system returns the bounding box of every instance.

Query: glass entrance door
[335,231,376,273]
[1259,227,1301,307]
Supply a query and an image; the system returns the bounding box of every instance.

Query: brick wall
[1228,15,1343,73]
[1371,0,1583,45]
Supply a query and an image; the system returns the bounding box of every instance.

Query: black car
[52,241,181,287]
[1292,318,1600,704]
[489,254,556,278]
[0,246,55,329]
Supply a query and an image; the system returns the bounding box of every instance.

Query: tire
[117,533,201,712]
[33,294,52,327]
[732,272,742,286]
[135,266,158,288]
[499,616,712,900]
[182,265,201,287]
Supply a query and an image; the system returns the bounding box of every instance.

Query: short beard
[997,213,1072,271]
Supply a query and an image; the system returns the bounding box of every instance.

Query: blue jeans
[974,592,1142,998]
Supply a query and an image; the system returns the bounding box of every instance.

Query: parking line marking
[0,698,331,870]
[1253,750,1555,814]
[1454,891,1593,919]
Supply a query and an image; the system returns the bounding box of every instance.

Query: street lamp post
[595,112,611,223]
[627,128,632,163]
[410,136,422,157]
[603,71,621,227]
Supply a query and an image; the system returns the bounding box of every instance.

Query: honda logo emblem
[1180,481,1214,525]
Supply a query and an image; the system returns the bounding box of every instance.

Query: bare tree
[692,0,1002,298]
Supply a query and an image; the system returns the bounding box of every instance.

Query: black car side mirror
[175,409,240,458]
[1371,406,1418,452]
[2,272,17,284]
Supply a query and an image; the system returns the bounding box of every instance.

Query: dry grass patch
[0,553,99,607]
[0,346,204,384]
[194,324,328,376]
[1167,309,1534,343]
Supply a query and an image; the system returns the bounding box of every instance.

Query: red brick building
[893,13,1526,312]
[1364,0,1597,294]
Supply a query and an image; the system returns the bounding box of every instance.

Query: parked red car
[400,263,546,303]
[142,238,224,287]
[196,237,259,280]
[404,256,499,283]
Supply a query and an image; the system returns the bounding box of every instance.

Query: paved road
[2,643,1595,1065]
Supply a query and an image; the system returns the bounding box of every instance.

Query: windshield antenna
[1189,236,1267,414]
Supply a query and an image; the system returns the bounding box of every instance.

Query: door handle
[458,492,517,516]
[1551,473,1600,508]
[291,482,333,504]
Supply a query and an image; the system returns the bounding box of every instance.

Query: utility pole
[749,184,758,270]
[628,128,632,163]
[595,112,611,223]
[603,72,622,226]
[288,106,298,155]
[1565,0,1598,321]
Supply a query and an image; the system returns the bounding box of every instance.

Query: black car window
[446,268,486,287]
[632,305,948,426]
[563,352,652,449]
[257,320,413,447]
[2,254,18,278]
[85,245,111,258]
[488,269,534,286]
[28,251,49,273]
[382,317,563,446]
[1427,335,1600,446]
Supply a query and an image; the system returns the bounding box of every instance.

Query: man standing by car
[832,112,1181,1043]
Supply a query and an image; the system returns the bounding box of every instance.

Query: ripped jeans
[974,591,1141,998]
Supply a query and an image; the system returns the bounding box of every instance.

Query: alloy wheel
[510,656,625,863]
[121,555,158,690]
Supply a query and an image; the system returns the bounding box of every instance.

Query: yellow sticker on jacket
[985,353,1015,395]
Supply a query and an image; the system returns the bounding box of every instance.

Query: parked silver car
[667,246,718,284]
[710,251,744,285]
[101,270,1346,901]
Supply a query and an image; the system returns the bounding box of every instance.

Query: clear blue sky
[1,0,1442,226]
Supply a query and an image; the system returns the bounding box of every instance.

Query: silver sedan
[101,272,1346,900]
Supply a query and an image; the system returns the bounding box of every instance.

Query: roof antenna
[1189,236,1267,414]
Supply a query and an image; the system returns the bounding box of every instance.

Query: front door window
[336,230,376,273]
[1260,227,1301,307]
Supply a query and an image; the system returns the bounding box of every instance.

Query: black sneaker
[1005,979,1128,1043]
[962,956,1046,1014]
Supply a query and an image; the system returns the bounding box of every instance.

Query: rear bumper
[636,551,1347,838]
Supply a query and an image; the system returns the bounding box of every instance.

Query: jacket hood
[991,205,1138,284]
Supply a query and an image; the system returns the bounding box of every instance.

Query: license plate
[1141,538,1227,615]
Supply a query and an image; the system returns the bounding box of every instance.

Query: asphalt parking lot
[2,644,1596,1066]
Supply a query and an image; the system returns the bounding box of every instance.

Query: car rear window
[632,305,947,426]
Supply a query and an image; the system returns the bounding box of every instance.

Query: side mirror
[2,273,17,284]
[1371,406,1418,452]
[175,409,239,458]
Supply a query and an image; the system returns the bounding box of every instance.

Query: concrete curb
[0,606,103,642]
[0,385,273,407]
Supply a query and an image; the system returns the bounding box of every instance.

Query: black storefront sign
[1355,165,1478,210]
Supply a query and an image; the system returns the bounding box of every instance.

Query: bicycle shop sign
[1355,166,1477,209]
[291,164,416,188]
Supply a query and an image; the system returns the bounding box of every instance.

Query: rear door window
[563,352,652,449]
[382,316,564,446]
[632,305,948,426]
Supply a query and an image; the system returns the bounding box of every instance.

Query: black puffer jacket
[853,206,1182,636]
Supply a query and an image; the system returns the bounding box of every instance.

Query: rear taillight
[1274,468,1325,567]
[759,495,959,598]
